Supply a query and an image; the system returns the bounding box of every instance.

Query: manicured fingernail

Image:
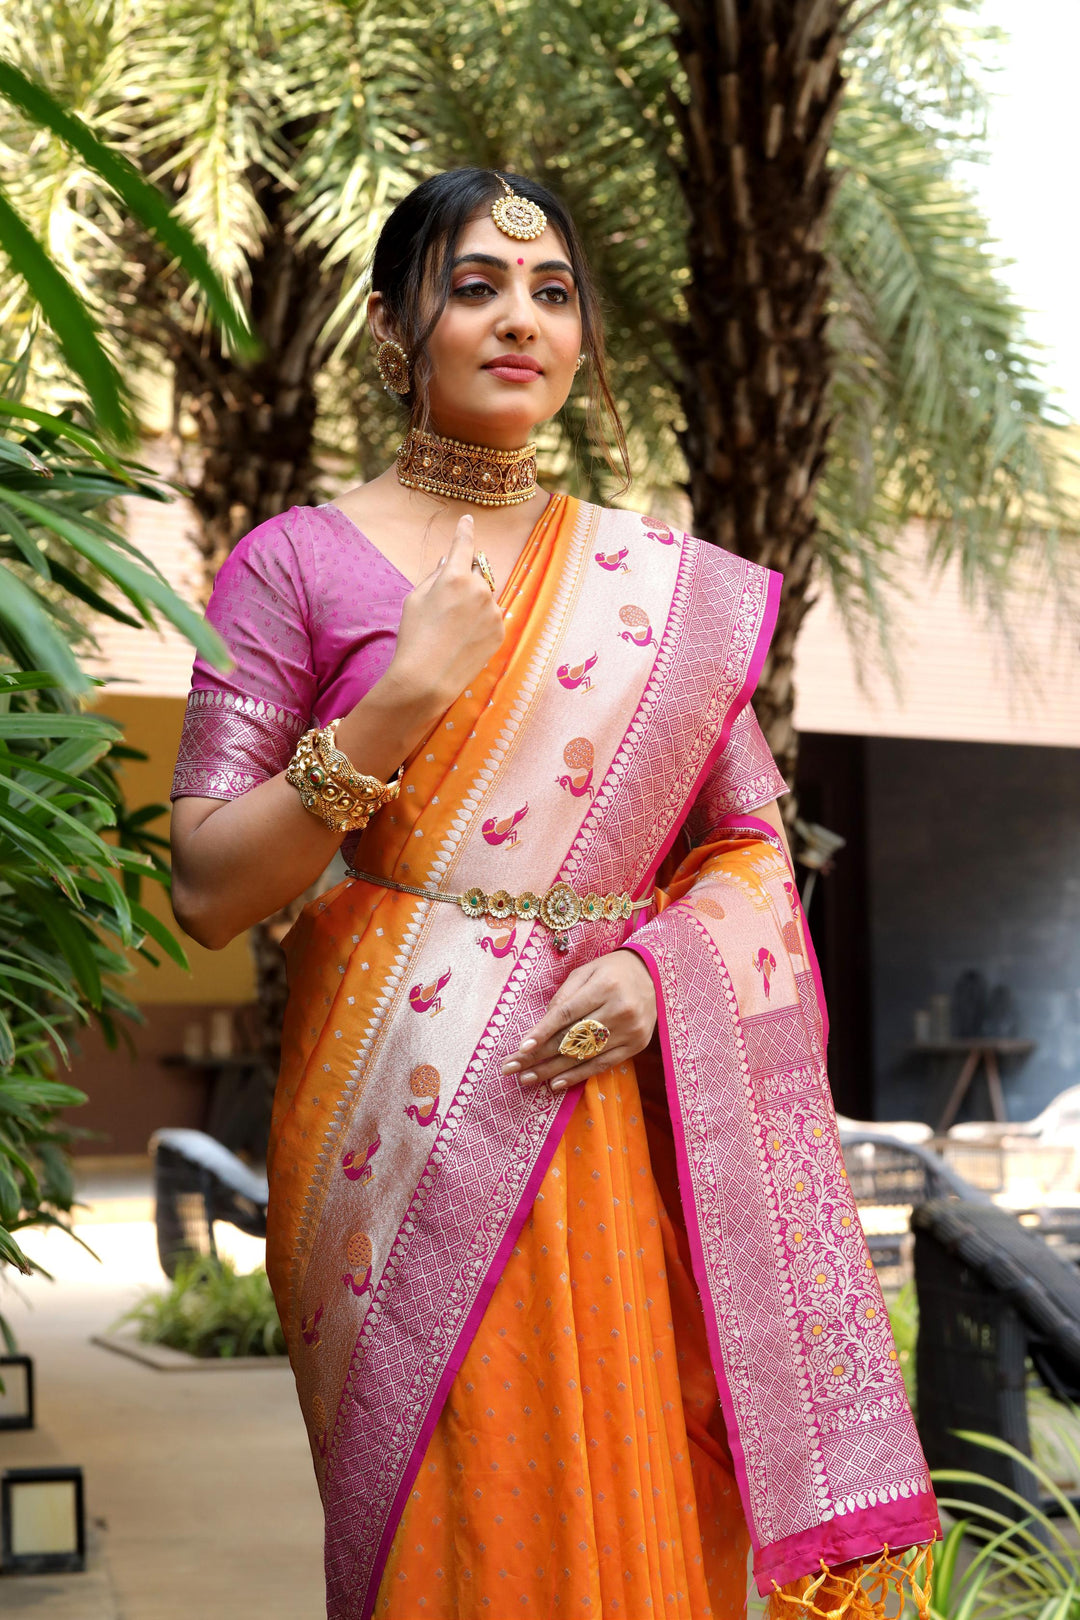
[520,1037,537,1051]
[550,1080,567,1094]
[519,1071,537,1084]
[502,1060,520,1075]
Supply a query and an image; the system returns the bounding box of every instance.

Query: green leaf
[0,187,132,443]
[0,488,231,670]
[0,556,86,689]
[128,899,190,971]
[0,1008,14,1067]
[0,498,51,577]
[0,1223,32,1274]
[0,1159,22,1225]
[930,1519,967,1614]
[0,60,259,366]
[0,402,128,472]
[45,560,144,629]
[13,891,103,1007]
[0,745,114,804]
[0,671,64,695]
[0,713,121,740]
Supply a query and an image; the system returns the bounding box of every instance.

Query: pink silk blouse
[170,504,788,835]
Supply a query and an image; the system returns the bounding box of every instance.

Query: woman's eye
[537,285,571,305]
[453,281,494,299]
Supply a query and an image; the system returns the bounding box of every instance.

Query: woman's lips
[483,358,543,382]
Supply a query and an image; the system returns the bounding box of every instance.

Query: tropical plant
[0,61,246,1310]
[0,393,230,1299]
[886,1279,919,1411]
[117,1253,286,1359]
[7,3,1070,766]
[1,0,1070,1066]
[933,1433,1080,1620]
[415,0,1074,781]
[0,54,255,449]
[0,0,420,568]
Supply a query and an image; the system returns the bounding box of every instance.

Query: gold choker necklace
[396,428,538,507]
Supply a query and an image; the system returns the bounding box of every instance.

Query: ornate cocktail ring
[558,1018,611,1062]
[473,550,496,592]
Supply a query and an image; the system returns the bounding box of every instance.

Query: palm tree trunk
[133,197,347,1103]
[168,214,344,581]
[667,0,846,789]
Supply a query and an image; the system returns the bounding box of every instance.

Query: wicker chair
[913,1198,1080,1518]
[839,1130,986,1291]
[150,1128,269,1279]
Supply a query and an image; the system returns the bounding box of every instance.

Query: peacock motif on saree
[556,652,598,691]
[618,604,656,647]
[404,1064,440,1127]
[341,1132,381,1186]
[342,1231,373,1297]
[408,967,451,1016]
[556,736,595,798]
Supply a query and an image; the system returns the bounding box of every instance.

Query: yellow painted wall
[91,692,255,1005]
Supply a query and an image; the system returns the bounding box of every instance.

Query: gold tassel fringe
[766,1542,933,1620]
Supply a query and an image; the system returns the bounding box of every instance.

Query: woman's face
[374,209,583,449]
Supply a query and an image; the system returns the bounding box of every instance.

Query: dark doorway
[794,733,874,1118]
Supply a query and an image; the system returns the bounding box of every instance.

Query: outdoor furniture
[908,1037,1036,1133]
[941,1083,1080,1206]
[151,1128,269,1279]
[161,1050,271,1158]
[913,1198,1080,1518]
[839,1130,985,1291]
[836,1113,933,1147]
[939,1139,1077,1202]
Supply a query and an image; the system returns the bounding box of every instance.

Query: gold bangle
[285,719,401,834]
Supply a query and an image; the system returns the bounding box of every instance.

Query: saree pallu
[265,495,939,1619]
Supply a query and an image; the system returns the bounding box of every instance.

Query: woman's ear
[367,291,395,348]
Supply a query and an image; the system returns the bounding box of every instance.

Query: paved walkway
[1,1169,324,1619]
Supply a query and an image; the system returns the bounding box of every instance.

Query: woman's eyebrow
[451,252,576,280]
[452,253,509,271]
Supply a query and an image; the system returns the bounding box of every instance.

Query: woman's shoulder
[214,505,314,593]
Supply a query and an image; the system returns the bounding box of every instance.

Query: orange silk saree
[264,494,938,1619]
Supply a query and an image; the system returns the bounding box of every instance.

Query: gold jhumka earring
[376,338,411,395]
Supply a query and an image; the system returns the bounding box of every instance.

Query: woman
[170,169,937,1619]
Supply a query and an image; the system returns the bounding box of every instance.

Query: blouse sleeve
[170,511,316,801]
[682,699,788,847]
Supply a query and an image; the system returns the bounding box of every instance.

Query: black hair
[369,167,630,488]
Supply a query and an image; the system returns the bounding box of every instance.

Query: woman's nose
[497,281,538,344]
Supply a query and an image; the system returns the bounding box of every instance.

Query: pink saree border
[357,541,779,1610]
[629,937,935,1590]
[630,567,783,908]
[319,522,795,1617]
[631,936,761,1554]
[365,1081,582,1614]
[720,811,830,1051]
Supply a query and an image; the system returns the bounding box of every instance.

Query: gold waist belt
[346,869,646,954]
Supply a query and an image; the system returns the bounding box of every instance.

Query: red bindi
[517,257,524,265]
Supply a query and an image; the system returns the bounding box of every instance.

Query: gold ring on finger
[558,1017,610,1061]
[473,550,496,593]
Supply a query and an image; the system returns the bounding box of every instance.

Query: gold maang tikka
[490,174,547,242]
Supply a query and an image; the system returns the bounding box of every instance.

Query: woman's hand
[501,949,657,1094]
[383,512,505,713]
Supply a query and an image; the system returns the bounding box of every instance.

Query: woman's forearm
[170,673,443,950]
